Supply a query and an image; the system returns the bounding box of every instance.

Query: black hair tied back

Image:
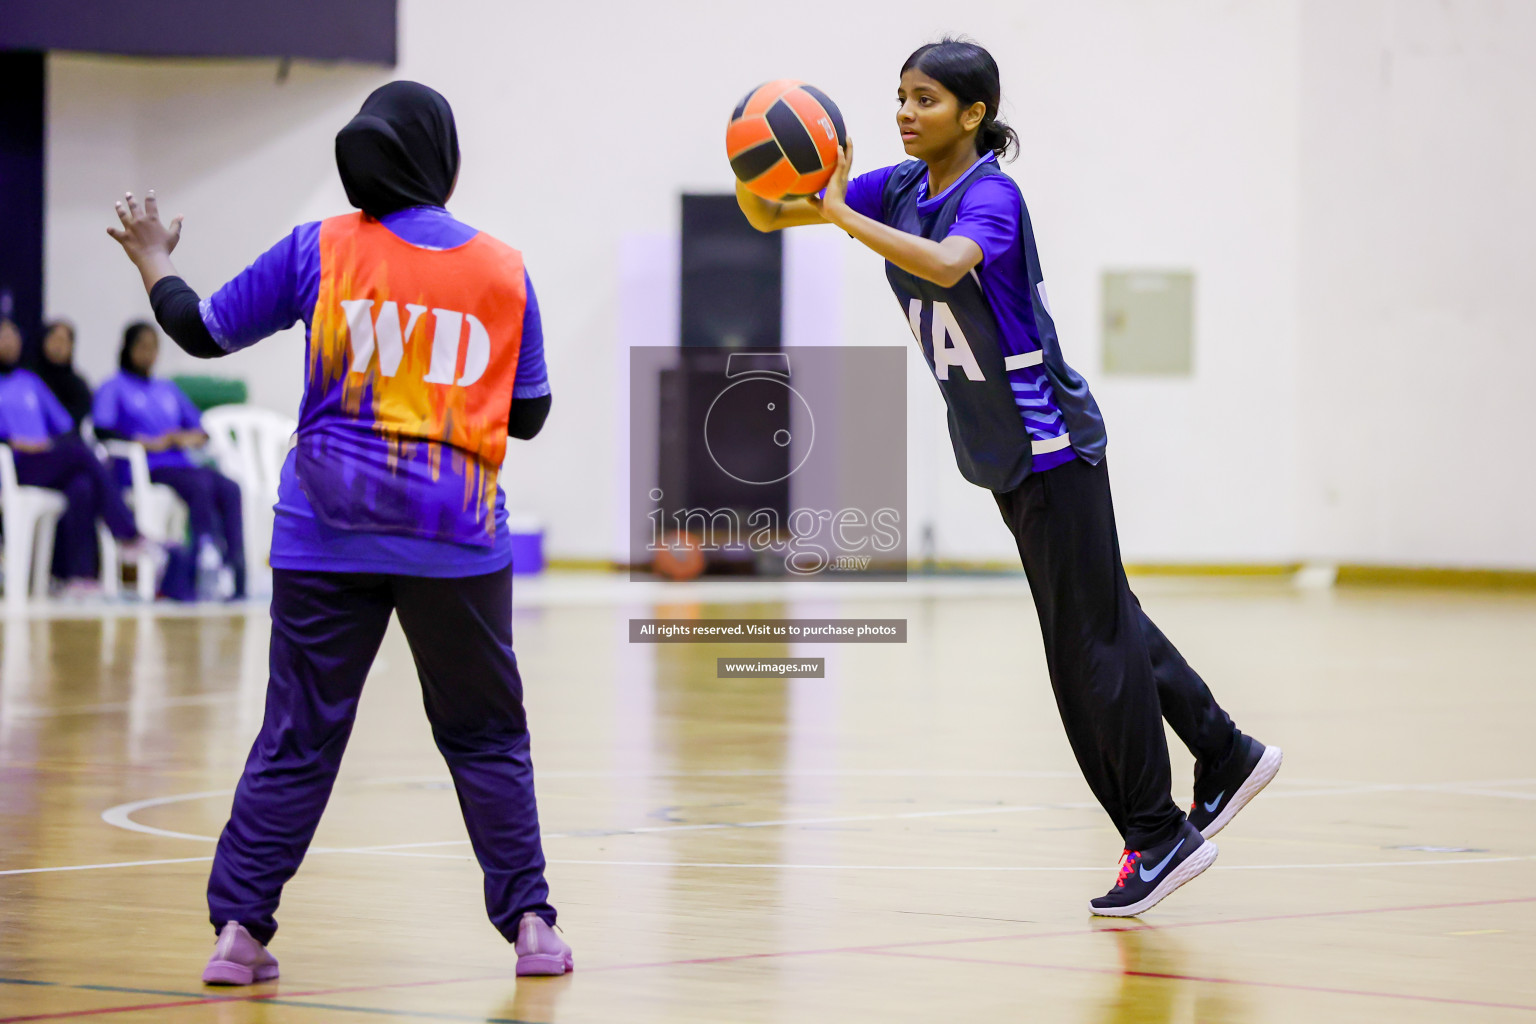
[902,37,1019,160]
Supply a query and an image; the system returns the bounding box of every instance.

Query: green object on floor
[171,375,247,412]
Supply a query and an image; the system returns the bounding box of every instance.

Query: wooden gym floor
[2,573,1533,1022]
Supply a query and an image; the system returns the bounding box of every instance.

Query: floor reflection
[492,972,573,1023]
[0,611,266,875]
[1091,922,1249,1024]
[651,598,792,989]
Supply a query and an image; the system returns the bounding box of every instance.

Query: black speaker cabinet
[679,194,782,350]
[657,351,791,554]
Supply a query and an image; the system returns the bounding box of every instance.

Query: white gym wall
[43,0,1536,568]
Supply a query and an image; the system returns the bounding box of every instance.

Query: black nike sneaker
[1189,733,1283,839]
[1089,820,1217,918]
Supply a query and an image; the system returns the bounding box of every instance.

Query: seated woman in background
[93,321,246,599]
[32,319,95,431]
[0,317,144,596]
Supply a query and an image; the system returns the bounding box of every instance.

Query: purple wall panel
[0,0,396,65]
[0,54,45,342]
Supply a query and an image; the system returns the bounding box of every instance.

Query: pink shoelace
[1114,849,1143,889]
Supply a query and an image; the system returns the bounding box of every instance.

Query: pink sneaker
[117,537,161,565]
[202,921,280,985]
[56,578,104,601]
[515,912,573,976]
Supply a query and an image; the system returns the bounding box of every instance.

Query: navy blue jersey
[852,155,1106,491]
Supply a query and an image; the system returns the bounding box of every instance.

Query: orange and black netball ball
[727,80,847,201]
[652,531,706,581]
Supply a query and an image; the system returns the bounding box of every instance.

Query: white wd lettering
[817,116,835,142]
[457,314,490,386]
[423,309,492,387]
[343,299,427,378]
[931,301,985,381]
[343,300,490,386]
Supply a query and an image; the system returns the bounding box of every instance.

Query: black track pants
[994,457,1238,850]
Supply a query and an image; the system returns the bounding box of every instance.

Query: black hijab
[31,320,94,427]
[0,318,20,376]
[120,321,156,379]
[336,81,459,219]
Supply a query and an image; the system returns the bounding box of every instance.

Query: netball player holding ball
[732,40,1283,916]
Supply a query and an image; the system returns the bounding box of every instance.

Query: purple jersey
[199,205,549,577]
[845,154,1080,472]
[92,373,204,469]
[0,369,73,442]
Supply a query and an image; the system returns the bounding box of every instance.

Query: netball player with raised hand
[735,40,1282,916]
[107,82,572,978]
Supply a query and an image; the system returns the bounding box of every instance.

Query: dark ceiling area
[0,0,397,64]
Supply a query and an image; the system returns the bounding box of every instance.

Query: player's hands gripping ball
[805,138,853,218]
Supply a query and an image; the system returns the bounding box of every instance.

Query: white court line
[540,801,1092,839]
[1418,787,1536,801]
[329,802,1093,855]
[96,778,1536,849]
[364,771,1536,791]
[96,796,1093,851]
[1220,857,1529,870]
[5,692,241,719]
[1,570,1281,623]
[347,855,1535,872]
[321,838,470,853]
[1234,782,1536,801]
[53,777,1536,882]
[0,855,216,876]
[363,769,1081,784]
[98,778,1533,848]
[5,852,1527,878]
[1279,777,1536,787]
[99,790,229,842]
[541,856,1533,871]
[85,791,1097,871]
[0,600,268,623]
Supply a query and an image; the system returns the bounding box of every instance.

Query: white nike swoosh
[1138,838,1186,882]
[1203,792,1225,814]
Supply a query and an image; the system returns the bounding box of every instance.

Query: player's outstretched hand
[108,190,182,261]
[107,190,182,291]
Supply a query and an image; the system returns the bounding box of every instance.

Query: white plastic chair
[0,443,68,609]
[101,439,188,600]
[202,405,297,595]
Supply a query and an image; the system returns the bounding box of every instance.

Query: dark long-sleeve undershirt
[507,393,550,439]
[150,276,223,358]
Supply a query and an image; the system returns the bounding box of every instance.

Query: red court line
[6,894,1532,1022]
[1,999,233,1023]
[865,949,1536,1014]
[577,893,1536,972]
[0,975,498,1024]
